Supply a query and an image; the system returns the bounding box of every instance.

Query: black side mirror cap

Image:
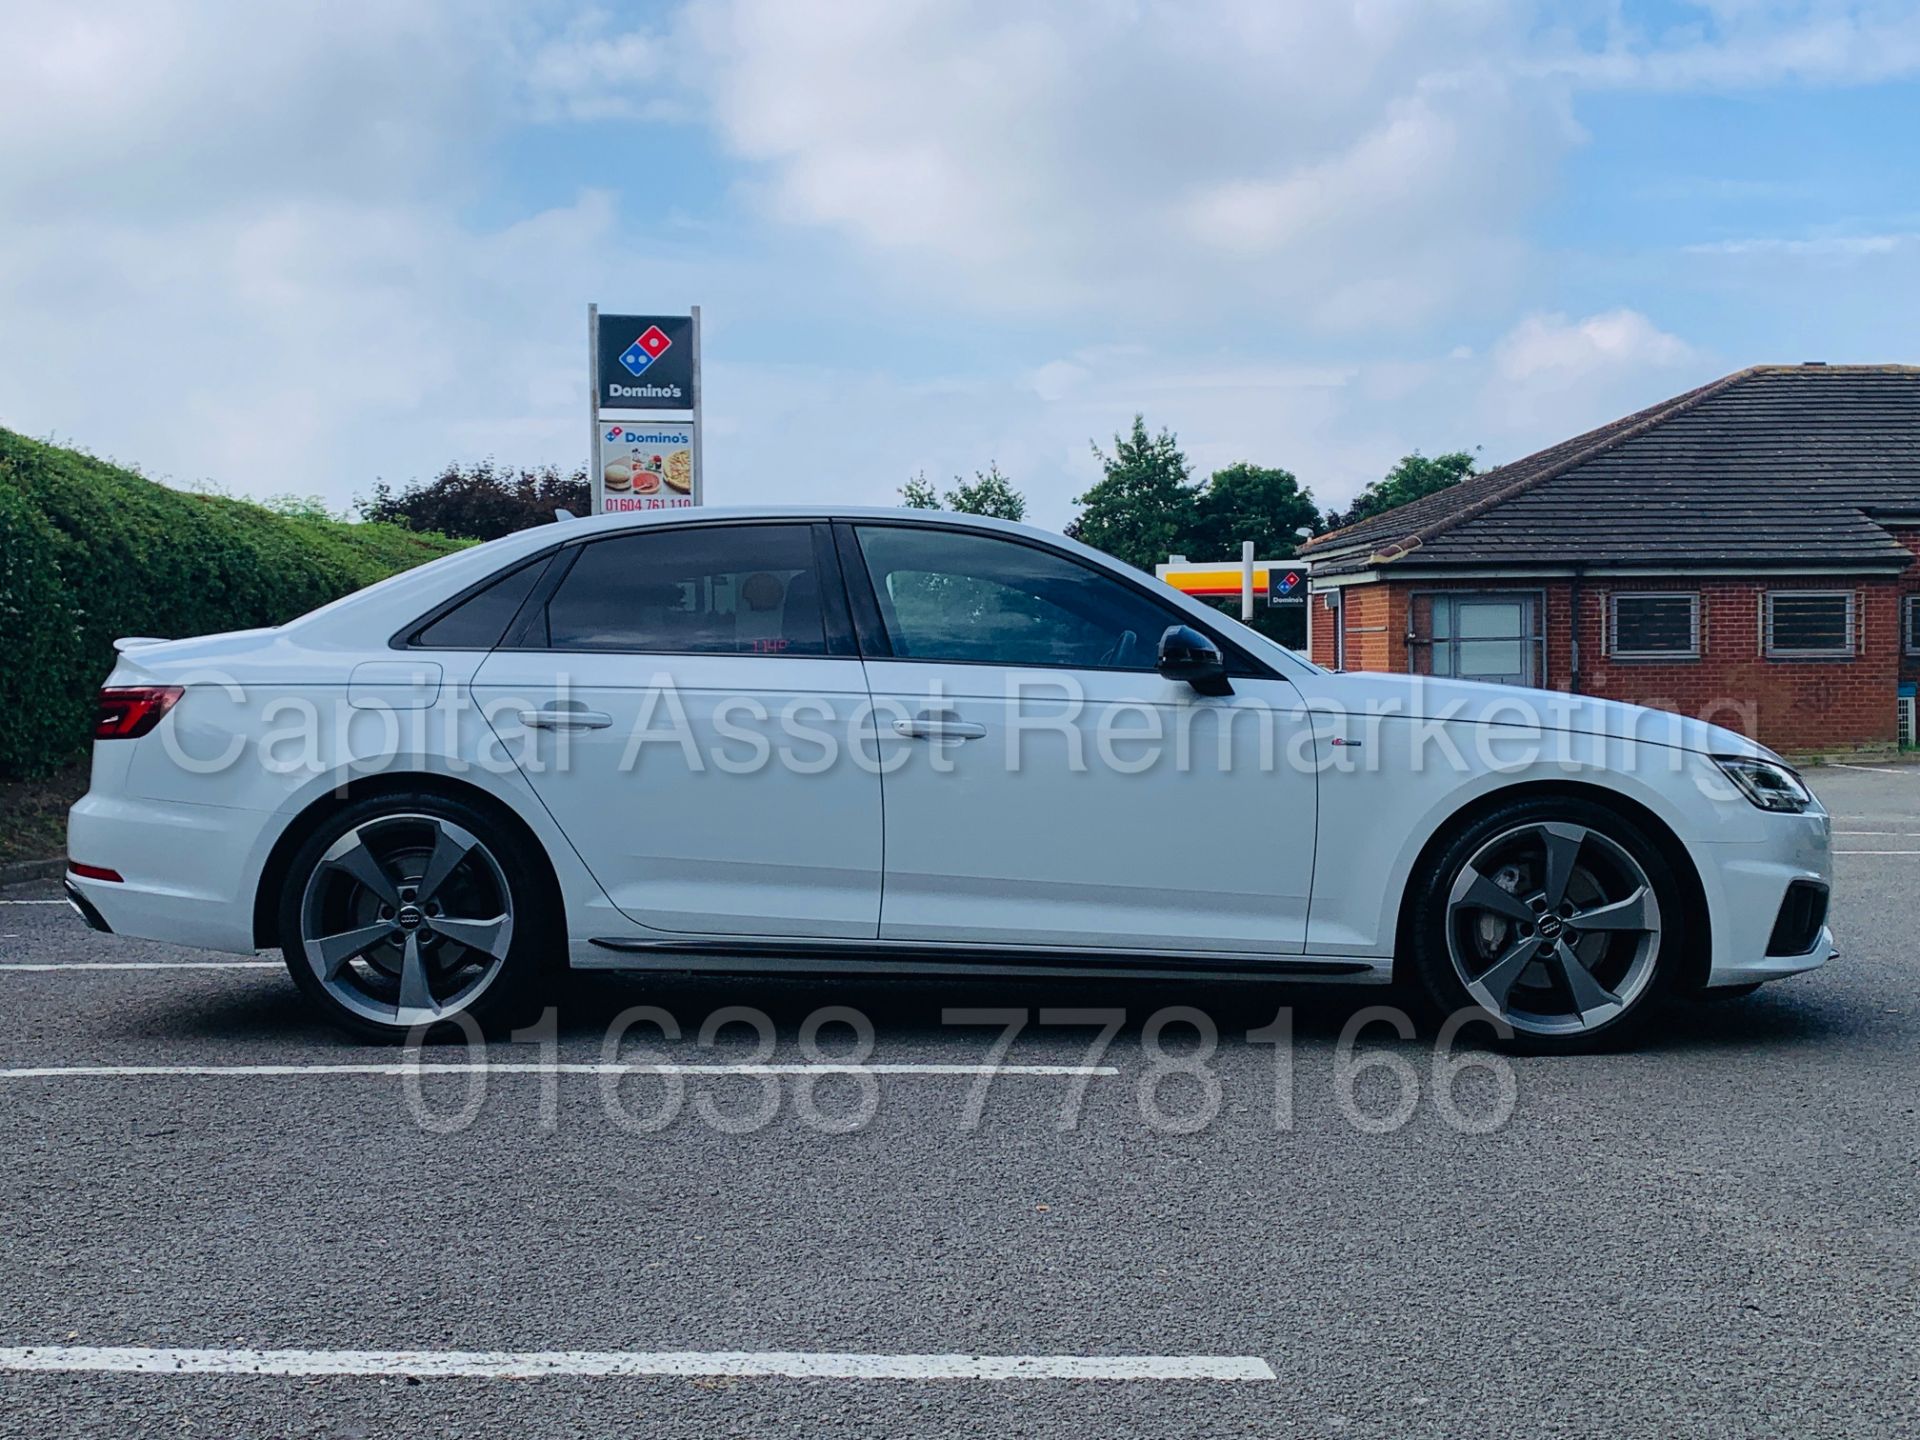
[1157,624,1233,697]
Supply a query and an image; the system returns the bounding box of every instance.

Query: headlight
[1713,755,1814,813]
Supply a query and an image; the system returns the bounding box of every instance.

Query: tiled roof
[1305,365,1920,575]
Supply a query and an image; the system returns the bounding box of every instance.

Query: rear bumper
[65,791,266,954]
[62,880,113,934]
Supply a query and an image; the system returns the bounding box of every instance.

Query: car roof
[284,504,1319,681]
[558,504,1036,535]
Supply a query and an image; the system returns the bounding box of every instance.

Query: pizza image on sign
[599,423,697,512]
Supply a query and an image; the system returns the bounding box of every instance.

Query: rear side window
[541,525,828,655]
[411,557,547,650]
[852,524,1182,670]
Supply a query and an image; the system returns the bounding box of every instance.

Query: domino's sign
[596,313,695,408]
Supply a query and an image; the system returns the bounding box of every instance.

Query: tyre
[278,792,557,1042]
[1408,796,1686,1054]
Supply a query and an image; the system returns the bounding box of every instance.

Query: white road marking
[0,961,280,972]
[1833,850,1920,856]
[0,1062,1118,1080]
[0,900,69,906]
[0,1345,1273,1382]
[1827,763,1912,776]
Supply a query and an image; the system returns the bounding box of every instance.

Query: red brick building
[1301,365,1920,753]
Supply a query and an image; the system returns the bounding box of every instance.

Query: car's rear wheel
[1409,797,1686,1053]
[278,793,555,1042]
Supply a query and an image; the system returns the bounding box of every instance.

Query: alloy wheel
[1444,821,1662,1037]
[298,814,515,1030]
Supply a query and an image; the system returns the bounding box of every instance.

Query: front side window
[1611,593,1700,660]
[540,525,827,655]
[1765,590,1855,658]
[1906,594,1920,656]
[853,525,1184,670]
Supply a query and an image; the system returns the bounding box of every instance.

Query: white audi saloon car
[67,508,1834,1052]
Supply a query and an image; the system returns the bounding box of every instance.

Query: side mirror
[1157,625,1233,697]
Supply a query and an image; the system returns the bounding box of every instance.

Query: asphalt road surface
[2,765,1916,1437]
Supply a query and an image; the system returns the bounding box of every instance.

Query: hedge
[0,429,467,780]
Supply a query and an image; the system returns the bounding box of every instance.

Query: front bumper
[1697,806,1835,988]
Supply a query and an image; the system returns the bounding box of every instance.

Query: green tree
[900,472,941,509]
[1324,450,1478,531]
[899,463,1027,520]
[1065,415,1198,570]
[946,463,1026,521]
[1190,462,1319,559]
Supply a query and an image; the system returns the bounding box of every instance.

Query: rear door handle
[520,707,614,731]
[893,714,987,741]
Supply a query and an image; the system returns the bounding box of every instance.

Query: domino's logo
[605,427,625,442]
[618,324,673,378]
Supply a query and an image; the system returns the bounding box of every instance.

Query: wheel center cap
[395,904,427,932]
[1537,913,1565,939]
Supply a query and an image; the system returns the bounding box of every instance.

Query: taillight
[94,686,184,740]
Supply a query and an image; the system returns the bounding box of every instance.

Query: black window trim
[1609,590,1701,662]
[395,514,1282,677]
[833,517,1274,679]
[391,548,563,653]
[494,518,855,660]
[1906,593,1920,657]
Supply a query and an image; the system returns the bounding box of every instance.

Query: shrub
[0,429,467,779]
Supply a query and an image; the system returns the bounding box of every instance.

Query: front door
[472,521,882,939]
[844,522,1318,955]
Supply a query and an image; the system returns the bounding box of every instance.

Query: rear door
[471,521,883,939]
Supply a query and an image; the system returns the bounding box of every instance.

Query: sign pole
[689,303,704,504]
[1241,540,1255,620]
[587,303,602,515]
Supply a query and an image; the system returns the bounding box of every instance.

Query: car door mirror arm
[1156,625,1233,697]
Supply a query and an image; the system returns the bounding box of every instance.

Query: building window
[1906,594,1920,656]
[1764,591,1855,659]
[1610,593,1699,659]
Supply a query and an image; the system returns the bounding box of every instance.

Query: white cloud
[0,0,516,221]
[1476,309,1707,445]
[522,9,683,122]
[685,0,1573,327]
[1684,232,1917,258]
[1533,0,1920,90]
[0,0,1892,536]
[1493,309,1697,382]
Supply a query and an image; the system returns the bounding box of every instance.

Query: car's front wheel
[1409,797,1686,1053]
[278,793,555,1042]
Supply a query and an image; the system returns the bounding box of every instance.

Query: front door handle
[520,706,614,731]
[893,713,987,741]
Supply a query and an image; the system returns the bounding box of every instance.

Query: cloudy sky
[3,0,1918,526]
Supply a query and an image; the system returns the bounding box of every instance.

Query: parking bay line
[0,1062,1118,1081]
[0,1346,1274,1382]
[0,961,281,972]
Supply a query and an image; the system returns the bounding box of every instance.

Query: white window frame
[1609,591,1700,660]
[1764,589,1856,659]
[1906,594,1920,657]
